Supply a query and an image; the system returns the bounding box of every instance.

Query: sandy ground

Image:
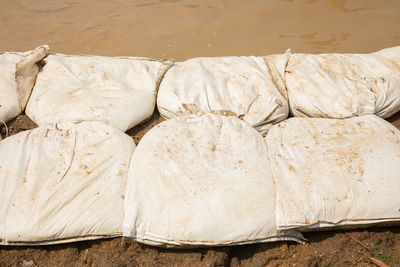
[1,0,400,266]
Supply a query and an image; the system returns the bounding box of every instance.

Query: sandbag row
[157,56,289,135]
[0,115,305,246]
[0,45,171,132]
[123,114,304,246]
[157,46,400,134]
[123,114,400,246]
[1,45,400,247]
[1,114,400,246]
[25,53,289,135]
[2,46,399,136]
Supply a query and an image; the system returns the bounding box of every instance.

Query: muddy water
[0,0,399,60]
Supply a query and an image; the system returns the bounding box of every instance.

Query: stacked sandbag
[375,46,400,65]
[266,115,400,231]
[157,56,289,135]
[284,46,400,118]
[123,114,304,246]
[0,45,49,123]
[262,50,291,101]
[26,54,171,132]
[0,121,134,245]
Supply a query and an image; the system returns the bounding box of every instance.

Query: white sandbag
[263,50,291,101]
[123,114,303,246]
[0,121,135,245]
[156,56,289,135]
[26,54,171,132]
[375,46,400,65]
[285,47,400,118]
[266,115,400,231]
[0,45,49,123]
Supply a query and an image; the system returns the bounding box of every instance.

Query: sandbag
[26,54,171,132]
[156,56,289,135]
[123,114,304,246]
[375,46,400,65]
[266,115,400,231]
[0,121,135,245]
[0,45,49,123]
[285,46,400,118]
[263,50,291,101]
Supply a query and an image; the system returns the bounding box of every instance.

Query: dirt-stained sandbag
[266,115,400,231]
[375,46,400,64]
[0,45,49,123]
[0,121,135,245]
[157,56,289,135]
[123,114,304,246]
[26,54,171,132]
[263,50,291,102]
[285,46,400,119]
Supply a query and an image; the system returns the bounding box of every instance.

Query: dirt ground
[1,227,400,267]
[1,111,400,267]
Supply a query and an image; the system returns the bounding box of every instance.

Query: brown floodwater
[0,0,399,61]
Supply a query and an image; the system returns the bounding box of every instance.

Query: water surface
[0,0,399,60]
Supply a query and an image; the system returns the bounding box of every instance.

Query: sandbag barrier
[0,45,400,246]
[1,45,400,133]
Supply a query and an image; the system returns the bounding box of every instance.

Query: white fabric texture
[123,114,303,246]
[375,46,400,65]
[0,121,135,245]
[26,54,171,132]
[157,56,289,135]
[266,115,400,230]
[285,47,400,119]
[263,50,291,102]
[0,45,49,123]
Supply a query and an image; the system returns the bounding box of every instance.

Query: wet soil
[0,114,37,139]
[126,111,165,144]
[1,227,400,267]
